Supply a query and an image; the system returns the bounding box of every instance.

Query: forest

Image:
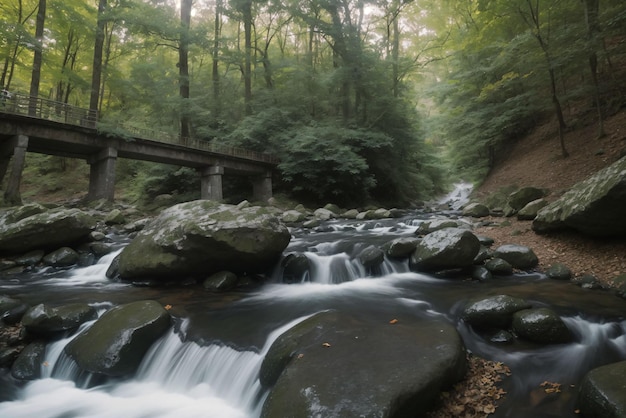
[1,0,625,207]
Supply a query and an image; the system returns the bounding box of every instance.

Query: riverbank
[470,110,626,287]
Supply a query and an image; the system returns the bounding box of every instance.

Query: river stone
[415,219,459,236]
[22,303,97,336]
[410,228,481,272]
[511,308,572,344]
[474,246,491,264]
[117,200,290,280]
[64,300,171,377]
[545,263,572,280]
[471,266,492,281]
[323,203,341,214]
[260,311,466,418]
[462,295,532,329]
[42,247,80,267]
[0,207,96,254]
[2,303,29,325]
[282,210,307,224]
[462,202,490,218]
[281,253,310,283]
[507,187,546,210]
[0,295,22,315]
[578,360,626,418]
[386,237,420,259]
[485,258,514,275]
[342,209,359,219]
[492,244,539,270]
[313,208,335,220]
[203,271,238,291]
[10,342,46,380]
[532,156,626,237]
[14,250,45,266]
[517,198,548,220]
[357,245,385,269]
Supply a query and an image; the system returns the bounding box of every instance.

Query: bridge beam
[200,165,223,201]
[252,171,273,202]
[1,134,29,205]
[88,147,117,201]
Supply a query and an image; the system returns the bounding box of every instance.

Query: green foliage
[134,165,200,204]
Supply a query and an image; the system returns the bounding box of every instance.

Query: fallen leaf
[42,361,49,367]
[389,319,398,324]
[322,342,331,348]
[297,353,304,359]
[164,304,172,310]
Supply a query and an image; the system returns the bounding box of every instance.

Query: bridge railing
[1,93,98,128]
[0,94,279,164]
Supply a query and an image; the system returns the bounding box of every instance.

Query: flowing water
[1,210,626,418]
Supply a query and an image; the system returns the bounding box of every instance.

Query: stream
[1,205,626,417]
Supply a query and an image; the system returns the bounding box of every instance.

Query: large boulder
[0,207,96,254]
[260,311,466,418]
[410,228,481,272]
[22,303,98,337]
[117,200,290,280]
[507,187,546,210]
[462,202,490,218]
[578,360,626,418]
[64,300,171,377]
[532,156,626,237]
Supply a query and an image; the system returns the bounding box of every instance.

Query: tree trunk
[179,0,192,140]
[29,0,46,116]
[242,1,252,116]
[212,0,221,121]
[549,68,569,158]
[90,0,107,114]
[582,0,605,138]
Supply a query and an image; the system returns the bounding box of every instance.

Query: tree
[29,0,46,115]
[179,0,192,139]
[89,0,107,113]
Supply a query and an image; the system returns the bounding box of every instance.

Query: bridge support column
[88,147,117,201]
[201,165,223,201]
[1,135,29,205]
[252,171,272,202]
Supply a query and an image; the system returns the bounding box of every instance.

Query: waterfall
[0,315,313,418]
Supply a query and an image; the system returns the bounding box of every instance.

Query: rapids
[1,210,626,418]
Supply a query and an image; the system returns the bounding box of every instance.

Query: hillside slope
[473,110,626,286]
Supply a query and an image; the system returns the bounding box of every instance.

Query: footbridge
[0,94,278,205]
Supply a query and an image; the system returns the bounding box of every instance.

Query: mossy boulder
[0,207,96,254]
[462,202,490,218]
[533,156,626,237]
[507,187,546,210]
[64,300,171,377]
[118,200,290,280]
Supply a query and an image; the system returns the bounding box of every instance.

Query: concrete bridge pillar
[252,170,273,202]
[1,134,29,205]
[201,165,223,201]
[88,147,117,201]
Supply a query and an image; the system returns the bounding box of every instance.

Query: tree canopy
[1,0,624,204]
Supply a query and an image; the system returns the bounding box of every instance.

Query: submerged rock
[65,300,170,377]
[117,200,290,280]
[260,311,466,418]
[280,253,310,283]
